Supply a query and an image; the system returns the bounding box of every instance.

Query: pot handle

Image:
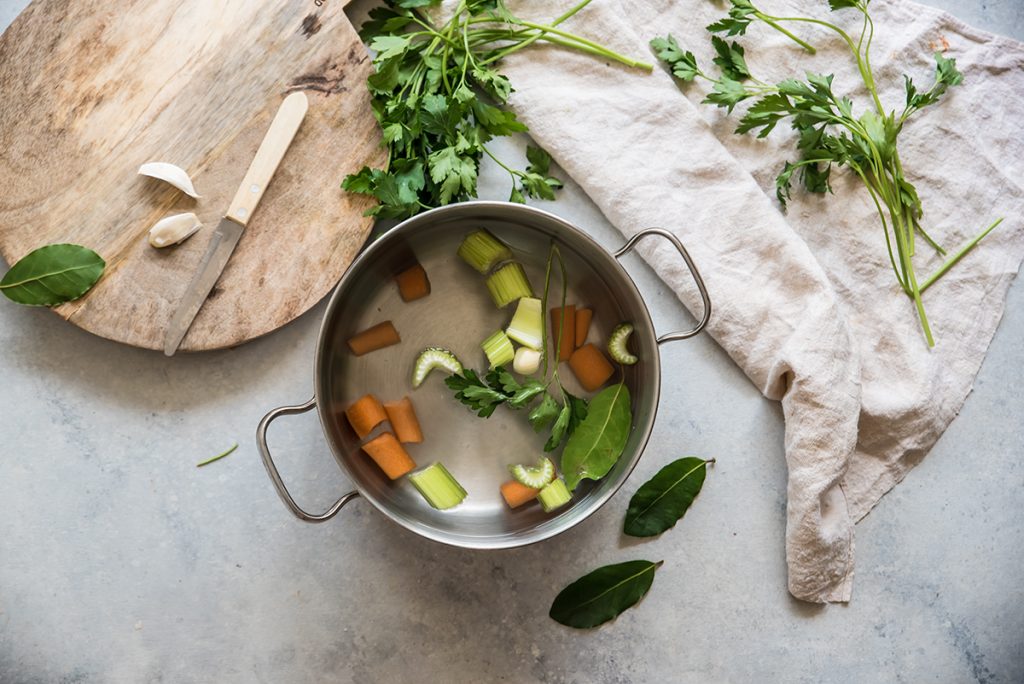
[256,397,360,522]
[613,228,711,343]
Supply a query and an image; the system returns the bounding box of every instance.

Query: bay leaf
[0,244,105,306]
[624,457,713,537]
[560,382,631,490]
[549,559,662,629]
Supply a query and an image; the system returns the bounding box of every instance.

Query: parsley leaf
[650,35,701,82]
[343,0,651,219]
[711,36,750,81]
[658,0,1002,346]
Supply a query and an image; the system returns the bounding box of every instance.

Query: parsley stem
[513,20,653,70]
[197,443,238,468]
[479,0,596,65]
[919,218,1004,293]
[754,13,816,54]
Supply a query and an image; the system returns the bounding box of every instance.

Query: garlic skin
[513,347,542,375]
[148,212,202,248]
[138,162,201,198]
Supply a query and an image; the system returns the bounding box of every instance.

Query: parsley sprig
[654,0,1003,346]
[343,0,652,219]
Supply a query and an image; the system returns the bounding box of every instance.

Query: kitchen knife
[163,91,309,356]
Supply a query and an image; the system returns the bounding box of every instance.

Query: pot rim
[313,201,661,549]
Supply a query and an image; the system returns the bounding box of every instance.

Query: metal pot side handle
[613,228,711,343]
[256,397,360,522]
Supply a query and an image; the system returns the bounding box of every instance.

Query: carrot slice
[568,343,614,392]
[361,432,416,480]
[383,396,423,444]
[500,480,540,509]
[549,305,576,362]
[395,263,431,302]
[574,308,593,348]
[347,321,400,356]
[344,394,388,439]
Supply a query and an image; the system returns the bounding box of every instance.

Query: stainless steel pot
[257,202,709,549]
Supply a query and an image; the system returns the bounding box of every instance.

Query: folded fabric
[496,0,1024,601]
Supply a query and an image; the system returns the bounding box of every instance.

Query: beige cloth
[496,0,1024,601]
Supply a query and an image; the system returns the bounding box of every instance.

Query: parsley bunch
[654,0,1003,346]
[343,0,652,219]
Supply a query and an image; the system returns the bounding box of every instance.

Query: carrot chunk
[344,393,388,439]
[568,343,614,392]
[574,308,593,348]
[549,305,576,362]
[347,321,400,356]
[383,396,424,444]
[395,263,431,302]
[361,432,416,480]
[500,480,540,509]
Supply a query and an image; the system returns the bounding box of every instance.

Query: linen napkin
[494,0,1024,602]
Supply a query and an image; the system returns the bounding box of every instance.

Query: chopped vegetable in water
[506,297,544,350]
[607,323,638,365]
[513,347,542,375]
[549,305,576,361]
[409,462,467,510]
[348,321,401,356]
[568,343,614,392]
[361,432,416,480]
[345,393,389,439]
[486,262,533,308]
[412,347,463,388]
[457,229,513,274]
[538,478,572,512]
[481,330,515,369]
[383,396,423,444]
[509,456,556,489]
[574,308,593,348]
[500,480,540,509]
[394,263,431,302]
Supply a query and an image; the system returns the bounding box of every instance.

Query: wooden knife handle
[226,91,308,227]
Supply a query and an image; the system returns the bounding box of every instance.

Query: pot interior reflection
[316,203,660,548]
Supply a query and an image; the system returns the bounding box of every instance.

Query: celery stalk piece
[409,462,467,510]
[509,456,556,489]
[486,262,533,308]
[481,329,515,368]
[607,323,638,365]
[457,229,513,274]
[505,296,544,350]
[538,478,572,512]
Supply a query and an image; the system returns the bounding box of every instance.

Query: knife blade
[163,91,309,356]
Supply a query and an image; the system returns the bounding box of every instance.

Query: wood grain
[0,0,384,351]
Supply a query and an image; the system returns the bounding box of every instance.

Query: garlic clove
[148,212,203,248]
[138,162,201,198]
[513,346,543,375]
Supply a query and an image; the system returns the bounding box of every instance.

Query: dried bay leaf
[0,244,105,306]
[624,457,713,537]
[549,559,662,629]
[561,382,631,490]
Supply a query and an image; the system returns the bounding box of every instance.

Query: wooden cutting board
[0,0,384,351]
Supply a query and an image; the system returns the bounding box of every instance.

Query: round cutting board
[0,0,384,351]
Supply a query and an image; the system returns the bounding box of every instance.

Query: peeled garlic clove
[513,346,542,375]
[148,212,202,248]
[138,162,201,198]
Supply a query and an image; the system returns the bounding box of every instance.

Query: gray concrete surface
[1,1,1022,682]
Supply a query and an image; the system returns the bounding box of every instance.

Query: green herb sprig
[653,0,1003,346]
[445,242,589,451]
[343,0,652,219]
